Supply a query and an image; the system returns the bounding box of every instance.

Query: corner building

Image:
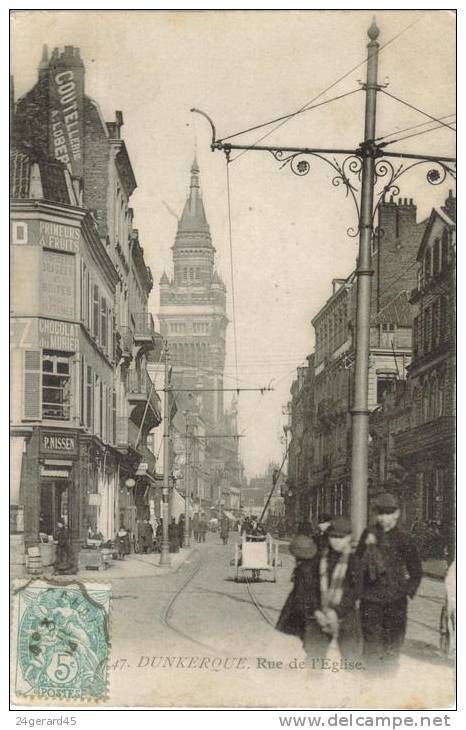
[11,45,160,567]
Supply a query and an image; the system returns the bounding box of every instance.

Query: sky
[10,10,456,478]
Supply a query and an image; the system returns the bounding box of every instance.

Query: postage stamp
[11,579,111,705]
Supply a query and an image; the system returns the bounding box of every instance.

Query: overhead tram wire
[380,89,456,132]
[380,120,456,146]
[229,17,421,164]
[217,89,362,144]
[374,113,456,143]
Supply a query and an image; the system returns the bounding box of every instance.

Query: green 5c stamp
[12,579,111,704]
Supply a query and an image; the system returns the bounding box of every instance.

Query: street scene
[10,10,455,709]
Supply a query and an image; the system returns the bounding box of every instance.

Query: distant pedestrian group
[277,493,423,674]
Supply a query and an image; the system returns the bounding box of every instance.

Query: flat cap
[328,517,352,537]
[374,492,399,513]
[289,534,316,560]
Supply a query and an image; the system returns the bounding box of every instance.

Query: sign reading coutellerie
[39,319,79,352]
[40,430,78,456]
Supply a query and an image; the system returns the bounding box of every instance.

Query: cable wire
[230,18,420,164]
[380,89,456,132]
[383,120,456,146]
[375,113,456,142]
[218,89,362,143]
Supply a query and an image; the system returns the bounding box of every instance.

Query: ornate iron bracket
[191,108,456,240]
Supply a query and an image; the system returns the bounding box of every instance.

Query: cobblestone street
[102,533,454,708]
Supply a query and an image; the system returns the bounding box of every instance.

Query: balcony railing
[132,312,156,343]
[127,368,162,427]
[117,325,134,358]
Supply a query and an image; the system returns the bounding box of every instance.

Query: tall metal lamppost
[183,410,191,548]
[192,19,455,539]
[159,340,172,566]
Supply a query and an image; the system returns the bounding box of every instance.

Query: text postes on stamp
[12,579,111,705]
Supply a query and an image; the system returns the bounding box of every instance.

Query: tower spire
[175,158,212,246]
[38,44,49,79]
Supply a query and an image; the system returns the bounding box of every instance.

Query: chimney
[38,44,49,80]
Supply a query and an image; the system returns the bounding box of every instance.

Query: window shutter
[24,350,41,420]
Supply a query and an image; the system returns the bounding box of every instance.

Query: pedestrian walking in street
[220,515,229,545]
[178,514,185,548]
[199,518,207,543]
[116,525,131,559]
[356,492,422,673]
[193,518,200,543]
[303,517,362,667]
[169,517,179,552]
[276,533,316,641]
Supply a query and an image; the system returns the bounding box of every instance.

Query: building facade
[11,45,160,567]
[286,198,428,529]
[371,193,456,559]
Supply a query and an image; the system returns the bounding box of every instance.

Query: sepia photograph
[9,9,456,711]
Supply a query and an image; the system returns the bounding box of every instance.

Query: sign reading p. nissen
[39,319,79,352]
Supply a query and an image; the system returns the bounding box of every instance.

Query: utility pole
[192,18,455,542]
[350,19,379,539]
[159,341,171,566]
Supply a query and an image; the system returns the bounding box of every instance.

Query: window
[183,268,188,282]
[13,222,28,245]
[432,300,440,348]
[101,297,108,349]
[42,351,71,421]
[424,249,431,282]
[433,239,441,276]
[440,296,448,341]
[423,307,431,352]
[441,229,449,270]
[377,375,393,404]
[413,315,419,358]
[195,267,201,280]
[86,366,93,429]
[92,284,100,339]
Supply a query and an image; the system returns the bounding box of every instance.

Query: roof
[10,146,75,205]
[174,158,213,249]
[372,290,412,327]
[416,197,456,262]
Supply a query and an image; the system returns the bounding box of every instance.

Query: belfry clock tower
[158,159,228,426]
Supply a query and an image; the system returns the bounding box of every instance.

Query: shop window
[42,351,71,421]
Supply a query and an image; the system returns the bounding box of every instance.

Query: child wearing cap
[303,517,362,667]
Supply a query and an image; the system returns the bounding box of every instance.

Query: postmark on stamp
[12,579,111,705]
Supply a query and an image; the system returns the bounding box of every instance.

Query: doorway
[39,480,70,536]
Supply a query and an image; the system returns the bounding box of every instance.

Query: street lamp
[192,18,455,539]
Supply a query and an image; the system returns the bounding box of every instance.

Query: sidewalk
[10,547,195,582]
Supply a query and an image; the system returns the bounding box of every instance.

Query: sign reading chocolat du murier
[48,55,84,177]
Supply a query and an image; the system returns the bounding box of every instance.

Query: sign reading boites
[39,319,79,352]
[41,250,75,320]
[40,429,78,456]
